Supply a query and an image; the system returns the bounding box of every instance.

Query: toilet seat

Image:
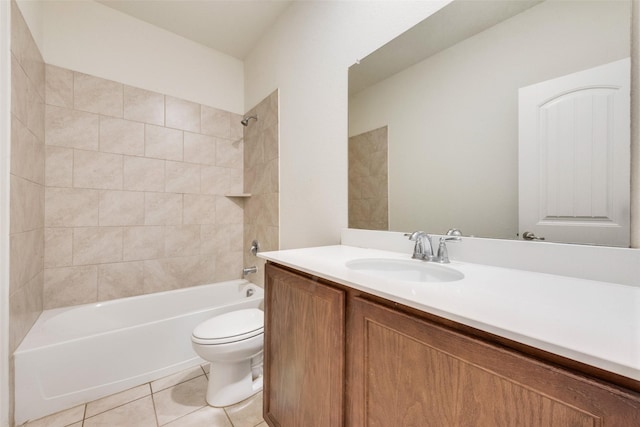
[192,308,264,345]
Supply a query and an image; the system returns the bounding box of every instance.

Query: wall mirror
[348,0,632,247]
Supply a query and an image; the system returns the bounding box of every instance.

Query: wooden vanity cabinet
[264,262,640,426]
[348,296,640,426]
[263,263,345,427]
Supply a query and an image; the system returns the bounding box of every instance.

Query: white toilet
[191,308,264,407]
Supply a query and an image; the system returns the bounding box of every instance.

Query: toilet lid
[192,308,264,343]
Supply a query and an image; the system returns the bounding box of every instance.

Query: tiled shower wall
[43,66,246,309]
[9,0,45,355]
[348,126,388,230]
[244,91,279,287]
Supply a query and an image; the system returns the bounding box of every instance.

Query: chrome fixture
[405,231,434,261]
[435,235,461,264]
[243,266,258,277]
[406,230,461,263]
[446,228,463,237]
[522,231,545,241]
[240,115,258,127]
[250,240,260,256]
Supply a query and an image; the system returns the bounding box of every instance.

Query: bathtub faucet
[243,266,258,277]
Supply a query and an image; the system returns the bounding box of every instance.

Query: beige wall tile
[165,161,200,194]
[45,187,100,227]
[123,85,164,125]
[44,265,98,309]
[145,124,183,161]
[165,225,200,258]
[44,227,73,268]
[98,261,144,301]
[99,116,145,156]
[11,1,31,67]
[123,226,164,261]
[73,227,123,265]
[184,132,216,165]
[123,156,165,192]
[263,124,278,162]
[45,64,73,108]
[230,113,244,141]
[213,224,241,255]
[201,166,242,195]
[11,54,28,124]
[10,174,44,234]
[183,194,216,225]
[166,96,200,133]
[216,138,243,169]
[144,193,182,225]
[74,72,123,117]
[216,196,243,224]
[9,228,44,293]
[213,250,242,282]
[45,104,99,150]
[143,256,200,293]
[201,105,230,138]
[45,145,73,187]
[99,190,145,226]
[73,150,123,190]
[26,77,45,141]
[9,271,43,353]
[11,115,44,185]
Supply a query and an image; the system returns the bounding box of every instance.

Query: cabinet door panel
[264,264,344,427]
[348,297,640,426]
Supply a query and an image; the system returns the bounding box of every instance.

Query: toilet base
[206,360,263,407]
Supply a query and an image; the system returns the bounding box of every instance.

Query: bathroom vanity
[260,245,640,426]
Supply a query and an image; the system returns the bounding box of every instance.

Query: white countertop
[259,244,640,382]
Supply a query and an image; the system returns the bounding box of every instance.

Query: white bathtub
[14,279,263,425]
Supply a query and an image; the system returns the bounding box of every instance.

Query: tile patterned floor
[21,364,266,427]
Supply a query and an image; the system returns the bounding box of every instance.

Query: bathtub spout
[243,266,258,277]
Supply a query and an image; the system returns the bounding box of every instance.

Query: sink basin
[345,258,464,283]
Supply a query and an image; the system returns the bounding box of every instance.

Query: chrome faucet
[405,231,434,261]
[406,229,462,263]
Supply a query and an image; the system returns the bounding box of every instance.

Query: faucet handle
[436,236,460,263]
[405,230,426,241]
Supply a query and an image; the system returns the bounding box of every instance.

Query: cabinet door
[264,264,345,427]
[348,297,640,426]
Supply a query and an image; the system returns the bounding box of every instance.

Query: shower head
[241,115,258,127]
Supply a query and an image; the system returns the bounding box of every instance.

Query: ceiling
[97,0,293,60]
[349,0,542,95]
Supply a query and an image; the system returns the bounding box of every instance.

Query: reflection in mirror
[348,0,632,246]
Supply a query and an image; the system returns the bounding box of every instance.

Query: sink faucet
[405,231,434,261]
[406,230,462,263]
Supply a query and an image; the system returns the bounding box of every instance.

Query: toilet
[191,308,264,407]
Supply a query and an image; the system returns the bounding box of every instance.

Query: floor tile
[151,365,206,393]
[22,404,85,427]
[153,375,208,425]
[224,392,264,427]
[163,406,233,427]
[83,396,156,427]
[85,383,151,417]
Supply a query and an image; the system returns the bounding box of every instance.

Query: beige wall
[43,66,246,309]
[349,126,388,231]
[244,0,449,249]
[243,91,279,287]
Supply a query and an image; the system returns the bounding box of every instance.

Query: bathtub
[14,279,263,425]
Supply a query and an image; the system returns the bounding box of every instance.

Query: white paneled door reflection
[518,58,630,246]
